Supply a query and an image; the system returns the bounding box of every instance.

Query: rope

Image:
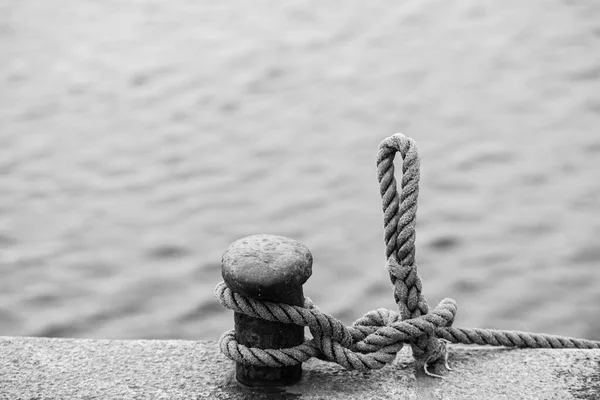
[215,133,600,377]
[377,135,437,368]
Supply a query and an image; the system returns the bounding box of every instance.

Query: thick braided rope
[215,132,600,373]
[215,281,458,371]
[376,134,441,366]
[436,327,600,349]
[215,282,600,371]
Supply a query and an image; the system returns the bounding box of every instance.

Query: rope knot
[215,281,459,373]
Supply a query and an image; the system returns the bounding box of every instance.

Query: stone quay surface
[1,337,599,399]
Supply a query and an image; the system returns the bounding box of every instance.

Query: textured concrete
[1,337,599,399]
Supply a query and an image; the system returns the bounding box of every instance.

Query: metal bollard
[221,234,312,387]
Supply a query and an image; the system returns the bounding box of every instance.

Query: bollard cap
[221,234,312,302]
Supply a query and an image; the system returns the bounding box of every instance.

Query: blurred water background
[1,1,599,342]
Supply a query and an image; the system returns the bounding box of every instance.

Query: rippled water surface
[1,1,600,341]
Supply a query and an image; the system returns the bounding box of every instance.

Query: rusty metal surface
[222,234,312,386]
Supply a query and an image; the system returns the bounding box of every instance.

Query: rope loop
[378,134,447,368]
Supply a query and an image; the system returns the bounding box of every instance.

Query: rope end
[419,338,453,379]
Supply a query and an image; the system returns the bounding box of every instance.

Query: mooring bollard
[221,234,313,387]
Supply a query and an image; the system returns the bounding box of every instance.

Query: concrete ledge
[1,337,599,399]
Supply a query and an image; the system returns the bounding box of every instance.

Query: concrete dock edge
[1,337,599,399]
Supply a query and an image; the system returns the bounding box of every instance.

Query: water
[1,1,599,342]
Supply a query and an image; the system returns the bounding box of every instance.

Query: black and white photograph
[1,1,599,399]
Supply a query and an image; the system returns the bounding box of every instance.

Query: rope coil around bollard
[215,133,600,378]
